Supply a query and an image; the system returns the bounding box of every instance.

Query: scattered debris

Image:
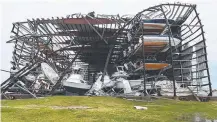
[0,3,212,100]
[134,106,148,110]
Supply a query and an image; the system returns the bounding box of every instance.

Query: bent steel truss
[1,3,212,97]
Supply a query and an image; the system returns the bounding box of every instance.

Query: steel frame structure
[121,3,212,96]
[1,3,212,97]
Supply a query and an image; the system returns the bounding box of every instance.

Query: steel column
[101,45,114,82]
[141,22,147,95]
[160,5,177,97]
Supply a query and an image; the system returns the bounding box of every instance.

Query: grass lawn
[1,96,217,122]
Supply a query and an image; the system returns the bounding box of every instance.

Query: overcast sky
[0,0,216,89]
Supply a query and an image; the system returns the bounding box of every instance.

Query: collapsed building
[1,3,213,98]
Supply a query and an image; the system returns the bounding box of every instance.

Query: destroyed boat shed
[1,3,213,99]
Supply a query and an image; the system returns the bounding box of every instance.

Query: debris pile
[1,3,213,99]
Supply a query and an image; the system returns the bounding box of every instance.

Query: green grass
[1,96,217,122]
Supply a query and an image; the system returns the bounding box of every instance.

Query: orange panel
[144,63,169,70]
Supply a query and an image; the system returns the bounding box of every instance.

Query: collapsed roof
[1,3,213,97]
